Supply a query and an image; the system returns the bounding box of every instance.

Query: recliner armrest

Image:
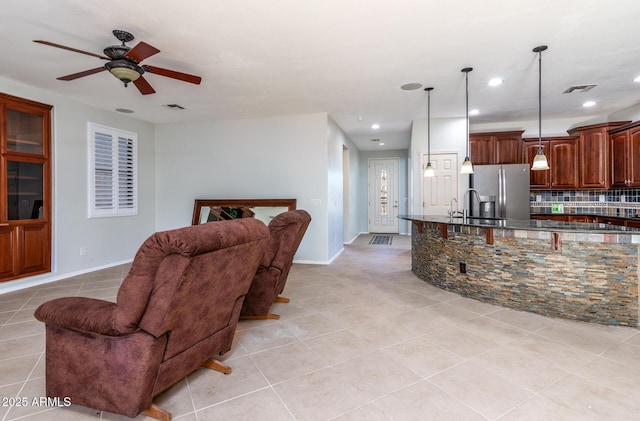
[34,297,136,336]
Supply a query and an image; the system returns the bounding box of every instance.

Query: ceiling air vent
[163,104,185,110]
[563,84,597,94]
[370,138,380,142]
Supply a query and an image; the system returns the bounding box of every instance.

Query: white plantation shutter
[117,136,136,210]
[88,123,138,217]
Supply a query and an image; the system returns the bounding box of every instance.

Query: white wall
[153,113,331,263]
[344,140,362,244]
[609,102,640,122]
[327,118,345,260]
[0,77,156,294]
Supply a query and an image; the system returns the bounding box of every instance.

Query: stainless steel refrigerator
[469,164,530,220]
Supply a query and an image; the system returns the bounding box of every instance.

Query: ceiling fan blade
[144,65,202,85]
[57,67,107,81]
[125,41,160,63]
[133,75,156,95]
[33,40,110,60]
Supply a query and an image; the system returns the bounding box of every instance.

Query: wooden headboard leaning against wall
[192,199,297,226]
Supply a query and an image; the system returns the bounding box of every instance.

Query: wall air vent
[563,84,597,94]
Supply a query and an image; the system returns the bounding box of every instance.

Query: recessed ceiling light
[357,116,364,121]
[371,124,380,130]
[469,109,480,116]
[379,142,385,146]
[401,83,423,90]
[583,101,596,107]
[488,78,503,87]
[115,108,134,113]
[634,75,640,82]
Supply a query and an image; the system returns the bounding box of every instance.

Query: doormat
[369,235,393,245]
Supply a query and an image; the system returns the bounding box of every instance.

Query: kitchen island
[399,215,640,327]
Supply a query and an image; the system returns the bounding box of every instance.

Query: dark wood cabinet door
[549,138,578,189]
[495,134,523,164]
[0,227,16,279]
[610,131,628,188]
[628,127,640,187]
[524,140,550,189]
[469,134,495,165]
[579,128,609,188]
[19,223,49,274]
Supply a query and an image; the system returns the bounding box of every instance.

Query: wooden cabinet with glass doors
[0,93,52,282]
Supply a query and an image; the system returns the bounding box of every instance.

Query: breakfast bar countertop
[398,214,640,234]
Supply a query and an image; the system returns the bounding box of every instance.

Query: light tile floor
[1,234,640,420]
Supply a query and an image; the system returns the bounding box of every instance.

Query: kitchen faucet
[463,188,482,220]
[448,197,461,219]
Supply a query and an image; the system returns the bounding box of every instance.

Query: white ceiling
[2,0,640,151]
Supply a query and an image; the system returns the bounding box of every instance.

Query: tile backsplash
[530,189,640,217]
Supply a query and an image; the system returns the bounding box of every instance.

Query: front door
[368,158,399,233]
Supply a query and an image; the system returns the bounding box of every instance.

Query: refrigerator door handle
[499,168,506,218]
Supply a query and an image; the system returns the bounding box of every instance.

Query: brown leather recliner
[34,218,269,421]
[240,209,311,319]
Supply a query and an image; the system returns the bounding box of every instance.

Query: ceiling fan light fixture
[105,60,143,86]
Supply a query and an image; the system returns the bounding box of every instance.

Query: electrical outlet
[459,262,467,274]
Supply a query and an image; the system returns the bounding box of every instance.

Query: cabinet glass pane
[6,109,44,155]
[7,161,44,220]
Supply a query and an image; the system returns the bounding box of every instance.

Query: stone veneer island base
[402,216,640,327]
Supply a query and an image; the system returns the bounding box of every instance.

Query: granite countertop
[398,215,640,234]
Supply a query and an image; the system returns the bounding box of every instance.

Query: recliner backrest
[114,218,269,354]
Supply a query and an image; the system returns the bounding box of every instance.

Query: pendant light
[460,67,474,174]
[531,45,550,171]
[424,87,435,177]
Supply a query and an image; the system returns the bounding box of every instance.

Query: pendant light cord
[427,88,431,162]
[465,71,469,157]
[533,45,547,151]
[538,48,542,150]
[461,68,472,158]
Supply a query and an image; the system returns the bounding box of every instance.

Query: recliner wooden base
[143,403,171,421]
[143,359,232,420]
[201,358,232,374]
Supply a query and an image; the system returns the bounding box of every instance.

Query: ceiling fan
[33,30,202,95]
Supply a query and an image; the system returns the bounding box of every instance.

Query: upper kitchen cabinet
[0,93,52,282]
[523,136,578,190]
[609,121,640,188]
[568,122,629,189]
[469,130,524,165]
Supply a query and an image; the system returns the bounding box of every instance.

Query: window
[88,122,138,218]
